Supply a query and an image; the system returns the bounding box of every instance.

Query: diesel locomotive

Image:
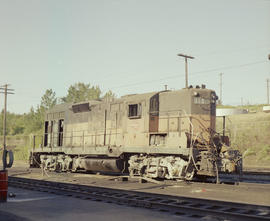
[29,85,242,180]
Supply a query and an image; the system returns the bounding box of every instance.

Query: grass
[217,104,267,113]
[13,145,29,161]
[0,134,43,162]
[216,105,270,167]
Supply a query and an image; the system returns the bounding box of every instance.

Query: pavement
[6,163,270,207]
[2,163,269,221]
[0,187,197,221]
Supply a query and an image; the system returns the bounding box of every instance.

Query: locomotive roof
[119,91,158,102]
[46,99,102,113]
[46,87,214,114]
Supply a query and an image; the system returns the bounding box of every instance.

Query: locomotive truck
[29,85,242,181]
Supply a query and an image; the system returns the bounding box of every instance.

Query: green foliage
[13,144,29,161]
[243,148,256,158]
[103,90,116,101]
[23,107,43,135]
[258,145,270,161]
[0,83,117,162]
[0,89,57,136]
[0,84,117,137]
[40,89,57,110]
[29,89,58,134]
[0,135,30,162]
[216,111,270,167]
[61,82,102,103]
[0,112,25,135]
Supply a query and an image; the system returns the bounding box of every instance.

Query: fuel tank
[76,158,124,173]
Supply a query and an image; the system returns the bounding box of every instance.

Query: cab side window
[128,103,142,119]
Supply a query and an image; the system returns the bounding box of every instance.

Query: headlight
[193,92,199,97]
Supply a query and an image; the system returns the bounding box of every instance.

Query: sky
[0,0,269,114]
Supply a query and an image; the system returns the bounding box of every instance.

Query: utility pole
[267,79,269,105]
[177,53,194,88]
[219,73,224,105]
[0,84,14,170]
[267,54,270,104]
[164,85,168,91]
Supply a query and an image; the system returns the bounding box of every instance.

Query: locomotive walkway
[6,176,270,221]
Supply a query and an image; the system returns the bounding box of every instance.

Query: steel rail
[25,167,270,184]
[242,171,270,183]
[216,172,270,184]
[8,176,270,221]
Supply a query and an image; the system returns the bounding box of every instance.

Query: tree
[103,90,116,102]
[40,89,57,110]
[23,107,43,134]
[61,82,101,103]
[23,89,57,135]
[0,111,26,135]
[0,85,118,136]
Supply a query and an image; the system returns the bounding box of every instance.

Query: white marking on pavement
[8,196,60,203]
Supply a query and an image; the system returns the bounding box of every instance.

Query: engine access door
[149,94,159,132]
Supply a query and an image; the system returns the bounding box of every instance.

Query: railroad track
[242,171,270,183]
[13,166,270,184]
[215,171,270,184]
[8,176,270,221]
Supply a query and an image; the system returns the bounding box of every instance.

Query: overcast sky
[0,0,269,113]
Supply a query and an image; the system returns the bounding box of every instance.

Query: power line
[82,46,270,85]
[219,73,224,105]
[109,60,267,90]
[190,60,267,76]
[194,44,270,57]
[267,79,269,105]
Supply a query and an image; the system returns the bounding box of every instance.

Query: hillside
[216,105,270,168]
